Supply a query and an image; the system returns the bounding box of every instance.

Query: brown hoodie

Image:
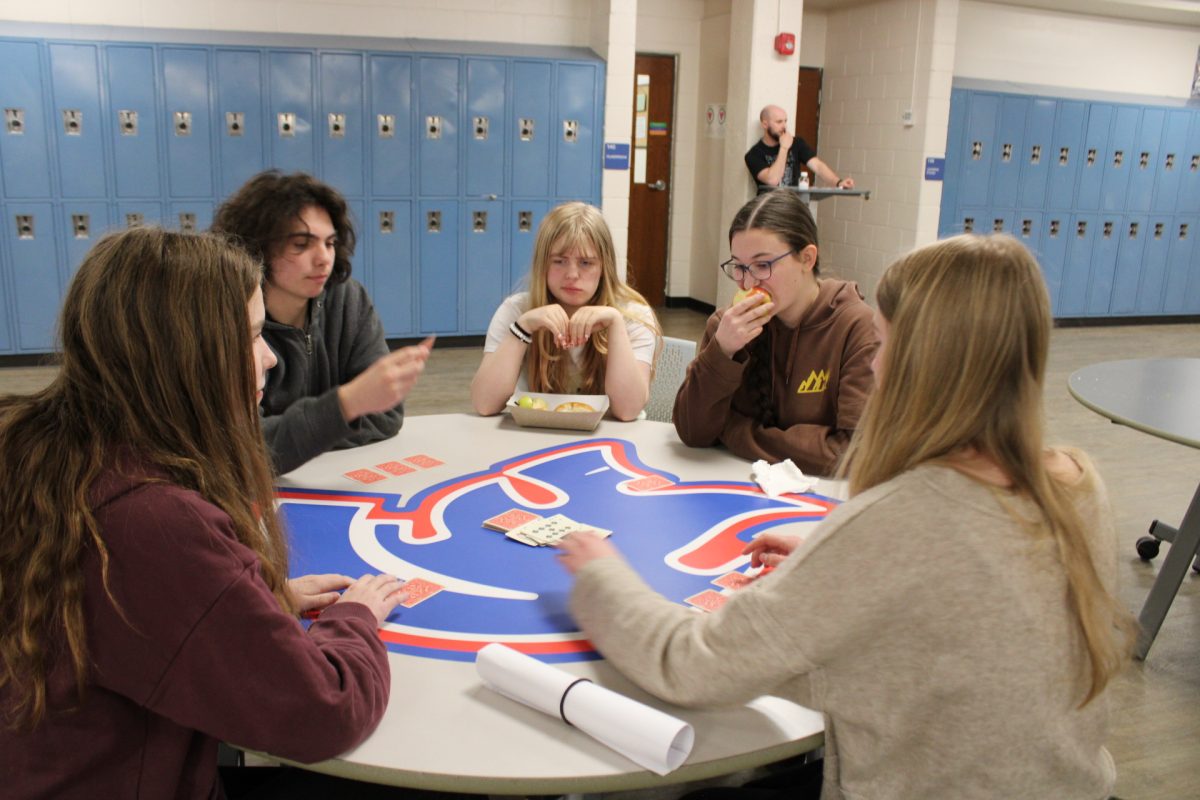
[673,279,878,475]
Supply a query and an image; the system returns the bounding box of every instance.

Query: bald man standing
[745,105,854,194]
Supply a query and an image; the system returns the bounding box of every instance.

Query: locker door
[1058,214,1097,316]
[555,62,599,199]
[939,89,968,236]
[418,57,460,197]
[268,50,315,175]
[1162,217,1196,313]
[369,200,414,337]
[464,200,504,332]
[1135,217,1173,314]
[1046,101,1085,210]
[169,201,213,234]
[345,198,365,284]
[418,200,459,333]
[1038,214,1069,316]
[106,45,162,198]
[59,202,112,283]
[320,52,364,198]
[1108,216,1148,315]
[465,58,506,199]
[1184,217,1200,313]
[1085,216,1121,315]
[989,96,1026,208]
[48,43,107,198]
[1016,99,1055,209]
[509,201,548,291]
[1152,110,1191,214]
[117,201,163,229]
[1012,211,1042,252]
[1076,104,1111,211]
[0,242,11,352]
[957,92,999,208]
[369,55,412,197]
[951,208,989,236]
[215,49,266,199]
[1098,105,1138,212]
[1125,108,1162,213]
[1177,111,1200,214]
[162,48,214,198]
[4,203,61,351]
[0,40,53,198]
[511,60,552,198]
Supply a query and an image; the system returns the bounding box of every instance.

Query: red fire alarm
[774,33,796,56]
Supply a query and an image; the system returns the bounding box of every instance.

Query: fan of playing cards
[483,509,613,547]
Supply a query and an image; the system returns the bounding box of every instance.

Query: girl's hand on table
[742,532,802,568]
[336,573,409,625]
[556,531,621,575]
[288,573,354,614]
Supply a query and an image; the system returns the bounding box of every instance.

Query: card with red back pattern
[344,468,387,484]
[376,461,416,476]
[712,572,753,590]
[404,454,444,469]
[626,474,673,491]
[399,578,445,608]
[684,589,729,613]
[482,508,543,532]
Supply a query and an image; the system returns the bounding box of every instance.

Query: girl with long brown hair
[470,202,661,420]
[558,234,1135,799]
[0,227,406,798]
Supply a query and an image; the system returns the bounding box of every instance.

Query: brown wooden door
[626,54,675,307]
[795,66,822,153]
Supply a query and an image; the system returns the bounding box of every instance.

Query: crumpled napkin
[751,458,818,497]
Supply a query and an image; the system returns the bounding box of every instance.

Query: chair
[644,336,697,423]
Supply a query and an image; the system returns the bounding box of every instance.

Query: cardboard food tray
[507,392,608,432]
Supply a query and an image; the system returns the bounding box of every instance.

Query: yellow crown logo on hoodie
[796,369,829,394]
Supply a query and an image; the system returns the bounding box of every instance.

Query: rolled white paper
[475,643,694,775]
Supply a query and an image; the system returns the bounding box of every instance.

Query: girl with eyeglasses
[673,189,877,475]
[471,202,662,420]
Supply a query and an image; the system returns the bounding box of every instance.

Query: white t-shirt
[483,292,659,392]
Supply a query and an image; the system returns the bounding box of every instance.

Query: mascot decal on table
[279,439,835,662]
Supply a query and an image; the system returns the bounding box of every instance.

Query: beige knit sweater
[571,454,1118,799]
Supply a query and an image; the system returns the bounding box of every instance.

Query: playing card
[684,589,729,613]
[482,508,542,532]
[399,578,444,608]
[404,454,444,469]
[344,468,386,484]
[505,514,612,547]
[712,572,753,590]
[625,474,673,491]
[376,461,416,476]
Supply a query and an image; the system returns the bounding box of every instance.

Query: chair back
[644,336,697,423]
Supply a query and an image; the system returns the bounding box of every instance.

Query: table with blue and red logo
[270,413,840,793]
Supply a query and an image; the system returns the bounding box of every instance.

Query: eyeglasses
[719,251,793,282]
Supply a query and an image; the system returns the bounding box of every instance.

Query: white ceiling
[802,0,1200,27]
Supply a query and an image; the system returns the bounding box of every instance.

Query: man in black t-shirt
[744,105,855,194]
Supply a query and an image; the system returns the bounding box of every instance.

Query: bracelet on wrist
[509,321,533,344]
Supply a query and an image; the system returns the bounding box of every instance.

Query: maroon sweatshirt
[2,465,391,799]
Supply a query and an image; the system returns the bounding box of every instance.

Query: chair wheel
[1135,536,1161,561]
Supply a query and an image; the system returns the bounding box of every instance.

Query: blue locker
[117,201,162,229]
[1012,210,1042,250]
[1085,216,1122,314]
[268,50,315,175]
[1125,108,1162,213]
[466,58,506,198]
[169,201,213,234]
[554,63,598,199]
[958,93,999,208]
[369,55,412,197]
[106,45,162,198]
[1106,216,1148,314]
[0,242,12,352]
[0,40,53,198]
[952,207,997,236]
[1184,217,1200,312]
[939,89,968,236]
[215,49,266,198]
[1177,111,1200,214]
[464,200,504,332]
[369,200,414,337]
[1037,213,1069,315]
[162,48,214,198]
[1076,104,1111,211]
[989,96,1026,208]
[1058,214,1098,316]
[1152,110,1191,214]
[418,57,459,197]
[1098,105,1138,212]
[345,198,365,284]
[4,203,61,351]
[320,52,364,198]
[511,60,552,198]
[418,200,459,333]
[1046,101,1085,210]
[48,43,107,198]
[1162,217,1196,313]
[509,201,548,290]
[58,202,112,284]
[1016,99,1055,209]
[1134,216,1172,314]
